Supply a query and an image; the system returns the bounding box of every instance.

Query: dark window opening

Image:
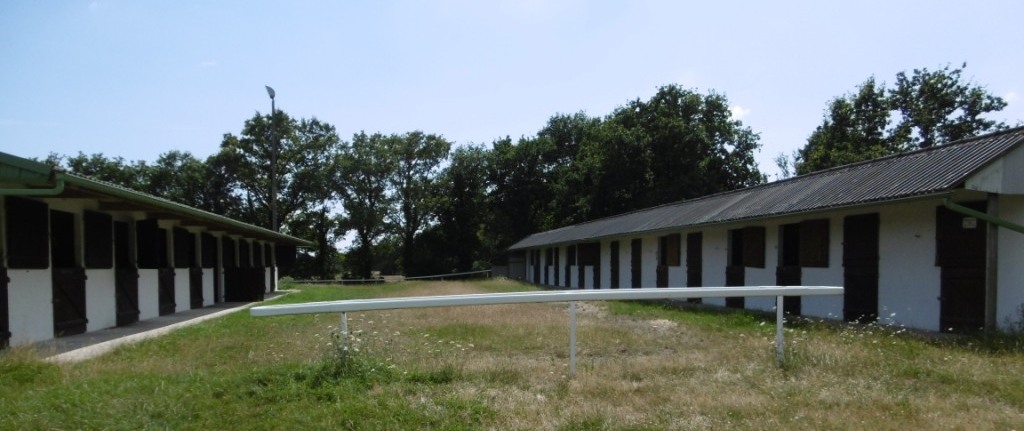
[84,211,113,269]
[136,219,168,269]
[780,223,800,267]
[50,210,77,269]
[658,233,681,267]
[201,233,216,268]
[6,197,49,269]
[221,237,236,269]
[731,226,765,268]
[173,227,195,269]
[799,219,830,267]
[238,240,251,268]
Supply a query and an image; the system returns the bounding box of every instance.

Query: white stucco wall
[877,201,942,331]
[137,269,160,320]
[580,266,593,289]
[600,241,612,288]
[702,228,728,306]
[640,235,657,288]
[998,195,1024,329]
[7,269,52,345]
[667,232,686,287]
[264,268,273,293]
[174,269,189,312]
[746,222,780,312]
[202,269,214,306]
[799,214,845,320]
[85,269,116,331]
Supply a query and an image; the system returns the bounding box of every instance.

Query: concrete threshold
[37,291,295,364]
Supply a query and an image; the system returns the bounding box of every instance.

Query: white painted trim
[250,286,842,317]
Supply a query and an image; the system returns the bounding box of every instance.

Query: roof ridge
[508,126,1024,250]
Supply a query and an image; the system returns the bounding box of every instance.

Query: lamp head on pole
[265,85,276,100]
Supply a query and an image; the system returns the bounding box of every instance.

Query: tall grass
[2,279,1023,430]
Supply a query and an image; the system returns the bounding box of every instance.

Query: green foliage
[388,131,452,275]
[44,83,770,279]
[796,63,1008,174]
[338,132,397,278]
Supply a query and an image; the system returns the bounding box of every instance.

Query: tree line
[45,64,1010,279]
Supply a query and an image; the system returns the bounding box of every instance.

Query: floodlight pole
[265,85,278,233]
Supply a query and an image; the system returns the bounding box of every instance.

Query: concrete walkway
[36,291,293,364]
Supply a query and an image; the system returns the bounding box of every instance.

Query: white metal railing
[250,286,843,374]
[403,269,492,281]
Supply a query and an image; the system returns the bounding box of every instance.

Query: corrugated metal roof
[509,127,1024,250]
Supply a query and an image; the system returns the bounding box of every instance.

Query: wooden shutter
[798,219,830,267]
[742,226,765,268]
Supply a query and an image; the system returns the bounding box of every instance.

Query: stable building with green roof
[502,127,1024,333]
[0,152,310,348]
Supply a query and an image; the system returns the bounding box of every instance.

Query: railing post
[775,296,784,366]
[569,301,577,377]
[340,312,349,352]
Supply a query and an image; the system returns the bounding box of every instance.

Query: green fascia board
[0,152,54,184]
[58,171,311,246]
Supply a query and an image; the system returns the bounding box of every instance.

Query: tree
[144,150,215,209]
[284,206,344,279]
[338,132,396,279]
[432,145,491,272]
[388,131,451,275]
[609,85,765,204]
[797,64,1008,174]
[50,152,148,190]
[218,112,341,231]
[485,136,557,251]
[890,63,1008,148]
[797,78,896,174]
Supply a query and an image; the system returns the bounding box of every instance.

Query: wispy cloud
[730,105,750,120]
[199,60,218,68]
[0,118,65,127]
[1004,90,1018,104]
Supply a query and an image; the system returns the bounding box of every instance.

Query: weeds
[3,280,1023,430]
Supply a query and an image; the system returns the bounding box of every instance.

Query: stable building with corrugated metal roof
[0,152,311,348]
[502,127,1024,333]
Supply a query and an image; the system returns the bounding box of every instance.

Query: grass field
[3,279,1024,430]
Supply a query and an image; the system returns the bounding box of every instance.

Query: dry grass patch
[4,279,1024,430]
[329,282,1024,430]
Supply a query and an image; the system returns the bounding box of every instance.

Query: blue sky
[2,0,1022,179]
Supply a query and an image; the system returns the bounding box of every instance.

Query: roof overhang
[0,152,311,246]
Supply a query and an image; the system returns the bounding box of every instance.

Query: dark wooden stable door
[609,241,620,289]
[190,268,204,309]
[686,232,702,303]
[725,229,746,308]
[51,210,88,337]
[843,213,879,323]
[777,223,802,315]
[158,268,176,316]
[936,203,987,332]
[114,221,140,326]
[630,239,642,288]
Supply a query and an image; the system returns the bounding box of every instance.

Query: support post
[340,312,349,352]
[986,193,999,331]
[775,296,784,366]
[569,301,577,377]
